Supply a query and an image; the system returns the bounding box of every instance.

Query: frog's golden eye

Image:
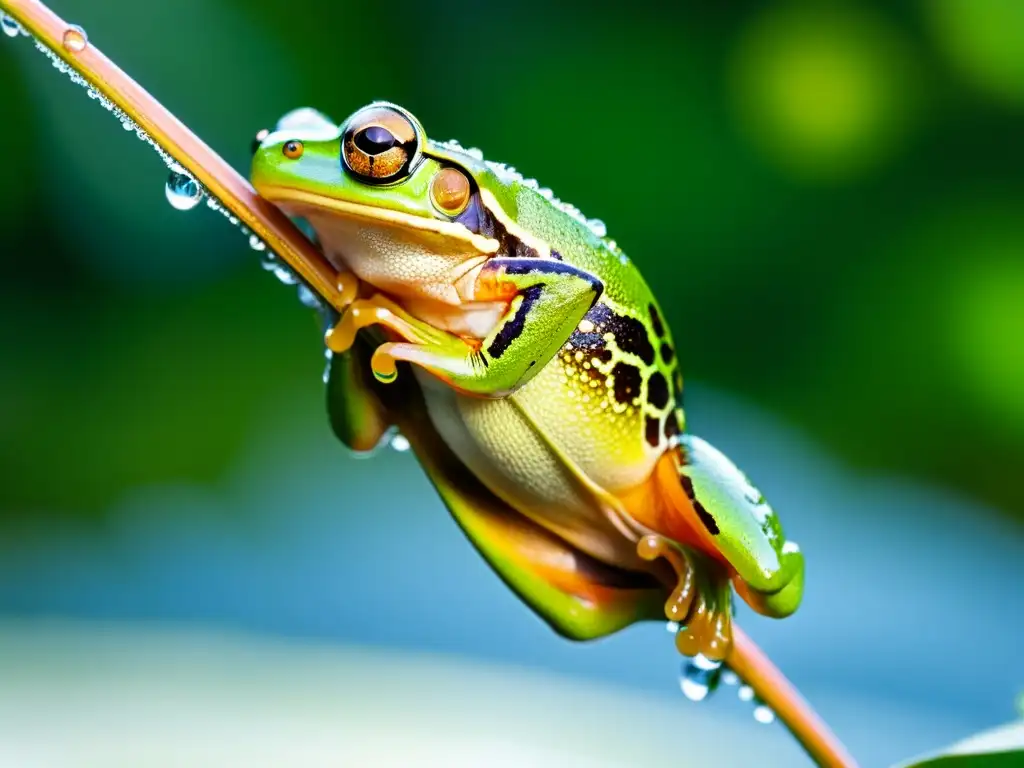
[341,105,420,184]
[282,140,304,159]
[430,167,471,216]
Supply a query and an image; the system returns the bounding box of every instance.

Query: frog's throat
[257,185,500,255]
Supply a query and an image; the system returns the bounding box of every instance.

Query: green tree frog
[250,102,804,660]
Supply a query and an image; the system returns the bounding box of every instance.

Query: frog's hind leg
[397,401,666,642]
[627,435,805,659]
[665,435,805,619]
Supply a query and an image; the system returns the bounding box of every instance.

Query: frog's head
[251,102,542,300]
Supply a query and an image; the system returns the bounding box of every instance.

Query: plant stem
[3,3,860,765]
[730,625,859,767]
[0,0,348,312]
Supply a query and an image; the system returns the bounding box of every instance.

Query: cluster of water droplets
[669,622,777,724]
[1,15,326,318]
[437,139,627,265]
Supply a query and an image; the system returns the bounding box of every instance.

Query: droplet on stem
[753,704,776,724]
[165,165,202,211]
[61,25,88,52]
[390,433,411,452]
[1,13,23,37]
[679,653,723,702]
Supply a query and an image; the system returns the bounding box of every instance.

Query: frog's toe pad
[734,550,804,619]
[638,534,733,661]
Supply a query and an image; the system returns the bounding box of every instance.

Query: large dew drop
[61,24,87,52]
[165,166,202,211]
[390,433,411,452]
[1,12,22,37]
[679,654,723,702]
[753,704,777,725]
[0,12,25,37]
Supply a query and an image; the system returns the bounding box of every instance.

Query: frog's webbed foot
[638,534,733,661]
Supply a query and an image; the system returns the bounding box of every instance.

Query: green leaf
[897,722,1024,767]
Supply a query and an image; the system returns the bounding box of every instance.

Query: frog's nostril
[250,128,269,155]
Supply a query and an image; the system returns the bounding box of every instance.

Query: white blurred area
[0,621,803,767]
[1,386,1021,767]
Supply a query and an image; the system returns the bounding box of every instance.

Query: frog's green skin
[251,103,804,658]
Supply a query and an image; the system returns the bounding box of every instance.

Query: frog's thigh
[417,425,664,641]
[678,435,804,618]
[325,337,391,453]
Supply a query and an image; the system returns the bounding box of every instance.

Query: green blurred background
[2,0,1023,521]
[1,1,1024,765]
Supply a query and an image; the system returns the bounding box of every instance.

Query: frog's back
[509,185,686,492]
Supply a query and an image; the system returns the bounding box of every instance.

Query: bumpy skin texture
[252,103,805,658]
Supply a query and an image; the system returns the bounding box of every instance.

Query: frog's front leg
[343,258,603,397]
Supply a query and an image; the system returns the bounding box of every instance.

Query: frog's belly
[415,361,657,569]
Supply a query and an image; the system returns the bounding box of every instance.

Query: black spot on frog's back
[645,416,661,447]
[648,303,665,338]
[647,372,669,409]
[568,302,656,366]
[611,362,642,404]
[664,409,681,440]
[613,314,656,366]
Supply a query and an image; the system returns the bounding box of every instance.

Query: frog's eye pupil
[354,126,397,155]
[341,104,421,183]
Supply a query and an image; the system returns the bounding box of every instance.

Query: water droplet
[61,25,87,52]
[165,166,202,211]
[721,670,739,686]
[738,685,755,702]
[248,234,266,252]
[263,261,297,286]
[679,654,723,702]
[1,12,23,37]
[297,284,320,309]
[390,433,410,452]
[587,218,608,238]
[665,621,680,634]
[322,349,334,384]
[753,704,776,724]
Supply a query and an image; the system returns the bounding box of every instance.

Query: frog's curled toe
[638,534,734,661]
[733,543,805,620]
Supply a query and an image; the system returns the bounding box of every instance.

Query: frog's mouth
[255,185,500,257]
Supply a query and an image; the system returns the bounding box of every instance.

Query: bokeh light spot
[927,0,1024,106]
[731,5,919,182]
[949,254,1024,434]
